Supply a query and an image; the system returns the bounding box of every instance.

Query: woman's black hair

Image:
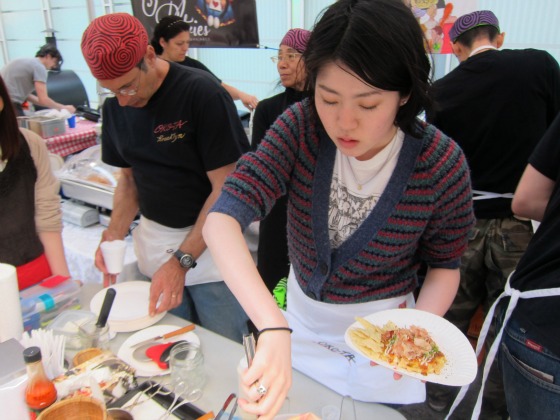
[150,16,190,55]
[303,0,433,136]
[0,75,22,161]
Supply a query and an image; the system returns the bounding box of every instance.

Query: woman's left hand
[369,361,403,380]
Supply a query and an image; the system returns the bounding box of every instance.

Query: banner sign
[407,0,478,54]
[131,0,259,48]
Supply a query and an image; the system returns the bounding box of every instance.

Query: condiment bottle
[23,346,57,419]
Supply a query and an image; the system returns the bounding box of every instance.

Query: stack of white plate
[89,281,166,333]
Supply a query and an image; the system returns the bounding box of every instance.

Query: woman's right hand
[238,330,292,419]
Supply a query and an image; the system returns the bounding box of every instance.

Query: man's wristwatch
[173,250,197,269]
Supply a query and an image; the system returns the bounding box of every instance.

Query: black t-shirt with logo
[102,62,249,228]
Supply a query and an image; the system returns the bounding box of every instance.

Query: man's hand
[94,229,121,287]
[148,258,186,316]
[61,104,76,114]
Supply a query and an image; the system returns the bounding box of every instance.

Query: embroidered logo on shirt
[154,120,188,143]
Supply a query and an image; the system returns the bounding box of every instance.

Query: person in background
[251,28,311,294]
[0,44,76,116]
[0,75,71,290]
[425,10,560,417]
[151,15,258,111]
[82,13,255,343]
[498,112,560,419]
[448,112,560,420]
[202,0,475,418]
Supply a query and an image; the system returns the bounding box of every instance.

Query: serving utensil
[129,324,195,350]
[214,393,236,420]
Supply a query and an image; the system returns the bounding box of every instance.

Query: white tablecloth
[77,284,406,420]
[62,222,147,284]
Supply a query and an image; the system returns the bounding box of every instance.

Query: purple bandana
[280,29,311,53]
[449,10,500,43]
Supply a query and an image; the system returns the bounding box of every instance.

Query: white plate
[118,324,200,377]
[89,281,166,332]
[344,308,477,386]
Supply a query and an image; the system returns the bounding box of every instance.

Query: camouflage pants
[427,217,533,419]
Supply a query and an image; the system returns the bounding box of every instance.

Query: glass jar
[169,342,206,402]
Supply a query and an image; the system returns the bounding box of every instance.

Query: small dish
[118,325,200,377]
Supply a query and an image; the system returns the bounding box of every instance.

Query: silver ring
[256,382,267,396]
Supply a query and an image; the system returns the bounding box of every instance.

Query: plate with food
[344,308,477,386]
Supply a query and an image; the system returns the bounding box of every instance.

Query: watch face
[180,254,194,268]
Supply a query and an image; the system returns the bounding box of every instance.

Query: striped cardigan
[211,99,475,303]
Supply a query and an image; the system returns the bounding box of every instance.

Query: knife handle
[162,324,195,340]
[96,287,116,328]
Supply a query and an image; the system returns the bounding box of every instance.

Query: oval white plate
[89,281,166,332]
[344,308,477,386]
[118,324,200,377]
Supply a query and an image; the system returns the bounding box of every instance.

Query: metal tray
[108,380,205,420]
[60,178,114,210]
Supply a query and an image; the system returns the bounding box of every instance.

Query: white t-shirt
[328,129,404,248]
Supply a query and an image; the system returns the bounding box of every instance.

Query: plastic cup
[169,342,206,402]
[67,114,76,128]
[100,240,126,274]
[77,318,110,351]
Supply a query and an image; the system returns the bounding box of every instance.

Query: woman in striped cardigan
[203,0,475,417]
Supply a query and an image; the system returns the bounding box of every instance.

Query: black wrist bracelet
[257,327,293,339]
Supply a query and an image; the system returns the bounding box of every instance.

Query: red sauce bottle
[23,346,57,419]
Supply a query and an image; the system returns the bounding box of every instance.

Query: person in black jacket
[251,28,311,293]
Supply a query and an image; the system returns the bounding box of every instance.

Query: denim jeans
[500,316,560,420]
[170,281,249,344]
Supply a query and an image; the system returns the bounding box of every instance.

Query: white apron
[284,269,426,403]
[446,274,560,419]
[133,216,259,286]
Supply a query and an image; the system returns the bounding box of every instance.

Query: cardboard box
[27,116,66,138]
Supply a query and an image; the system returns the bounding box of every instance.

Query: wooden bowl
[37,396,107,420]
[72,347,104,367]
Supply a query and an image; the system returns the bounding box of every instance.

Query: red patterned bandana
[81,13,148,80]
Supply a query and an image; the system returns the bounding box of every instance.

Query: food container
[17,116,31,129]
[20,276,81,332]
[72,347,104,367]
[37,396,107,420]
[57,145,119,210]
[27,116,66,138]
[47,309,96,349]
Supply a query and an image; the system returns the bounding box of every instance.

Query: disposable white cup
[100,240,126,274]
